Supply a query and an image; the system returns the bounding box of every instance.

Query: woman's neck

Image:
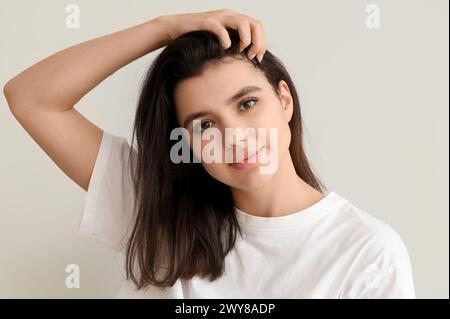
[231,154,325,217]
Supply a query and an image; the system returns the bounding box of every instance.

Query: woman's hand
[159,8,267,62]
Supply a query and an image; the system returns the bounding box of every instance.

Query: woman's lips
[229,146,264,171]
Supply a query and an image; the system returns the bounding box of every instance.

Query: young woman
[4,8,415,298]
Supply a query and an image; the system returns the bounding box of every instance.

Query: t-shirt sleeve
[77,130,137,255]
[339,223,416,299]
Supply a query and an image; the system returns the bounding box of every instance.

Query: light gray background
[1,0,448,298]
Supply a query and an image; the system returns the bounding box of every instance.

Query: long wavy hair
[125,28,326,289]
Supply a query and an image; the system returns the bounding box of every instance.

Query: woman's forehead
[174,59,267,111]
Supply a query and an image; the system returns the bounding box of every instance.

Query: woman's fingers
[247,20,266,62]
[220,13,267,62]
[234,19,252,53]
[202,17,232,49]
[164,9,267,62]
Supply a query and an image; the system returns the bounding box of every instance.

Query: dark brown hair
[125,28,326,289]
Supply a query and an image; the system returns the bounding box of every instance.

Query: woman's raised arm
[3,16,171,191]
[3,8,266,192]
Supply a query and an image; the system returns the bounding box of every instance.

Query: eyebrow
[182,86,262,128]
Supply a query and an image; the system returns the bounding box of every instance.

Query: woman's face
[174,57,294,190]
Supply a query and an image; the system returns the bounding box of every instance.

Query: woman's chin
[228,168,274,190]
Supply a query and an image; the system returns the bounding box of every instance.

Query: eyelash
[197,97,259,132]
[239,97,258,111]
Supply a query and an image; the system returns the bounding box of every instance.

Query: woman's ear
[278,80,294,123]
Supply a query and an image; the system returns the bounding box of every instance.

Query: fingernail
[249,53,256,60]
[257,53,264,63]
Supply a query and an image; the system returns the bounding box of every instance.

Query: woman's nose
[220,115,259,154]
[223,129,260,160]
[223,124,249,149]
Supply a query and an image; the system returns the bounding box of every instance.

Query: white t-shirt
[78,130,416,299]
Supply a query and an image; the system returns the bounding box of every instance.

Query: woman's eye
[194,98,258,132]
[239,98,258,111]
[200,120,214,132]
